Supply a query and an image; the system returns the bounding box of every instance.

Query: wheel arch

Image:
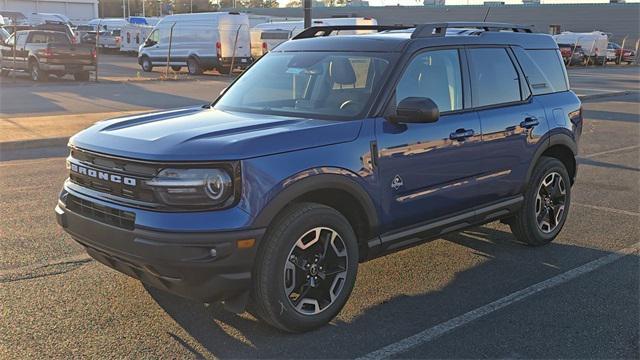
[527,133,577,186]
[253,172,379,257]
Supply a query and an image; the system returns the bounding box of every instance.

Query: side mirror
[390,97,440,124]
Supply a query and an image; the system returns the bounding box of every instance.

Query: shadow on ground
[145,225,629,359]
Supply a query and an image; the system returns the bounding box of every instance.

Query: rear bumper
[40,63,96,72]
[55,189,265,302]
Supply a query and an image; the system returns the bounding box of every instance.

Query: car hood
[70,107,363,161]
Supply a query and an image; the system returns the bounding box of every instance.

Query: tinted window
[396,49,463,112]
[468,48,521,107]
[527,49,569,94]
[215,52,391,119]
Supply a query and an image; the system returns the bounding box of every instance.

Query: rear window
[29,32,69,44]
[261,31,290,40]
[514,48,569,95]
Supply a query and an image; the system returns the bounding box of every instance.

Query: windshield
[215,51,392,120]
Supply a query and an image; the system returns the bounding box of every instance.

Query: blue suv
[56,23,582,332]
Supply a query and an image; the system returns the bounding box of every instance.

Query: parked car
[75,24,96,44]
[250,17,377,59]
[56,22,582,333]
[607,42,636,64]
[557,43,585,65]
[27,12,72,26]
[138,12,252,75]
[0,11,28,25]
[553,31,608,65]
[120,23,153,53]
[0,30,96,81]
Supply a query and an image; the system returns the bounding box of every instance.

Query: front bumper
[55,188,265,302]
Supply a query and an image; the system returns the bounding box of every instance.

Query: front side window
[15,32,27,46]
[146,29,159,45]
[215,52,391,119]
[468,48,521,107]
[395,49,463,113]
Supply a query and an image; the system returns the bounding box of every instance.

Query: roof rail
[412,22,533,38]
[292,25,413,40]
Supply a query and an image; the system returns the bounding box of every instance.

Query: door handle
[449,128,475,141]
[520,116,539,129]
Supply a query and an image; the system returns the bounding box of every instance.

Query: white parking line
[582,145,640,159]
[573,202,640,217]
[357,242,640,360]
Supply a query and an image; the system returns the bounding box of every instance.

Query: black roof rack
[292,25,413,40]
[291,22,533,41]
[411,22,533,38]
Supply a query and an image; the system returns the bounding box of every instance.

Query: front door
[375,49,485,233]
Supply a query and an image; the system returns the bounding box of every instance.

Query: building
[0,0,98,23]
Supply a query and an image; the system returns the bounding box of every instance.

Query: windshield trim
[211,51,399,121]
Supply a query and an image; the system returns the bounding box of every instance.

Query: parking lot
[0,56,638,358]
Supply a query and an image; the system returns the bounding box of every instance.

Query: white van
[138,12,252,75]
[250,17,377,59]
[120,23,153,53]
[27,13,72,26]
[552,31,608,64]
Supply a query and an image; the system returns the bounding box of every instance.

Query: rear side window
[524,49,569,94]
[468,48,521,107]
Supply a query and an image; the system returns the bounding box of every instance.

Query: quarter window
[395,49,463,113]
[468,48,521,107]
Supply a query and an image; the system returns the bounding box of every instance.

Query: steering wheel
[339,100,359,111]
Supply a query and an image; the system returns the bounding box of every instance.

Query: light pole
[303,0,311,28]
[122,0,126,18]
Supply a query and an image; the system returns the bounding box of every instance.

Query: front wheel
[251,203,359,333]
[140,56,153,72]
[509,157,571,246]
[74,71,90,81]
[30,61,48,82]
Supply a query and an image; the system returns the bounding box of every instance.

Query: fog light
[210,248,217,257]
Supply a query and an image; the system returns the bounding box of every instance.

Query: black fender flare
[525,132,577,185]
[252,172,379,236]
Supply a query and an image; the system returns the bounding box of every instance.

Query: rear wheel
[29,61,47,82]
[216,65,231,75]
[187,57,202,75]
[141,56,153,72]
[74,71,90,81]
[509,157,571,246]
[170,65,182,72]
[251,203,358,333]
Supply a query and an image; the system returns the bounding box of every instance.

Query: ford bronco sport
[56,22,582,333]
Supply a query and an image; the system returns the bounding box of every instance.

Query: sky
[365,0,640,6]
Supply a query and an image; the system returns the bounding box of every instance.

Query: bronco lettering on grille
[70,163,137,187]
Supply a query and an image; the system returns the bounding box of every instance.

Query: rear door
[467,47,548,201]
[375,48,485,232]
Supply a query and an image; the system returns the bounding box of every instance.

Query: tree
[285,0,300,7]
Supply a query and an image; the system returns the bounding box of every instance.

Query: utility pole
[190,0,193,13]
[122,0,126,18]
[142,0,146,16]
[303,0,311,29]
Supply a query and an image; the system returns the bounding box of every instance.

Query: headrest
[329,57,356,85]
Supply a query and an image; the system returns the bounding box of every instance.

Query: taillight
[71,36,77,44]
[262,41,268,54]
[216,41,221,58]
[115,36,121,43]
[43,48,53,58]
[91,48,97,59]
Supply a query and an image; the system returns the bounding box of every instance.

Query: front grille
[66,194,135,230]
[68,148,158,204]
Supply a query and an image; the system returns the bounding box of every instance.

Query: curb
[578,90,636,101]
[0,137,69,152]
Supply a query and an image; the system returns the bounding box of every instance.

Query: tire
[29,61,47,82]
[0,69,9,77]
[217,65,231,75]
[141,56,153,72]
[187,57,202,75]
[251,202,359,333]
[74,71,90,81]
[170,65,182,72]
[509,156,571,246]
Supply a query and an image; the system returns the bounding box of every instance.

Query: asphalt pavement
[0,62,638,359]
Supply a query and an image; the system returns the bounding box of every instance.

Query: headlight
[146,168,234,208]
